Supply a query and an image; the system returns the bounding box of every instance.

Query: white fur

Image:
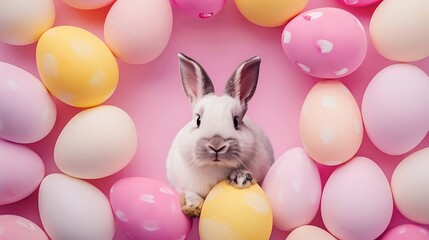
[166,94,274,198]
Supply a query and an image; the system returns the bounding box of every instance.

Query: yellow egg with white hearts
[199,181,273,240]
[36,26,118,108]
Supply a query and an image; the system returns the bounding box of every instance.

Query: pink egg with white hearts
[110,177,192,240]
[0,215,49,240]
[381,224,429,240]
[0,61,56,144]
[281,8,367,79]
[0,140,45,205]
[337,0,382,7]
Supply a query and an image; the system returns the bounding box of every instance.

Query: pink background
[1,0,429,239]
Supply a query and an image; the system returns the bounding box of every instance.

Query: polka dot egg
[281,7,367,79]
[199,181,273,240]
[300,80,363,165]
[109,177,192,240]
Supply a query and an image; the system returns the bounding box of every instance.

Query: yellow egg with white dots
[199,181,273,240]
[36,26,118,108]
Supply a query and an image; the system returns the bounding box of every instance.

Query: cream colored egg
[0,0,55,45]
[286,225,336,240]
[199,181,273,240]
[391,147,429,224]
[370,0,429,62]
[300,80,363,165]
[38,173,115,240]
[54,105,137,179]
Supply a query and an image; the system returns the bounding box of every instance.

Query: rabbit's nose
[208,135,228,153]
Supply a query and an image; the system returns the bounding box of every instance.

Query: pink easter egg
[110,177,192,240]
[0,61,56,143]
[362,64,429,155]
[381,224,429,240]
[0,215,49,240]
[337,0,382,7]
[172,0,226,18]
[321,156,393,240]
[262,147,321,231]
[281,7,367,79]
[0,140,45,205]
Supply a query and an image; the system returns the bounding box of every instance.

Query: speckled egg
[300,80,363,165]
[0,62,56,144]
[281,7,367,79]
[199,181,273,240]
[36,26,118,108]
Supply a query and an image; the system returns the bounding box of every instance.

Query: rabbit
[166,53,274,218]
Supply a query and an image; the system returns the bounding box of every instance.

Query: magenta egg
[110,177,192,240]
[281,7,367,79]
[337,0,382,7]
[381,224,429,240]
[172,0,226,19]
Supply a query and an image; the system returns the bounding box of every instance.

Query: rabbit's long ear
[224,56,261,110]
[178,53,215,103]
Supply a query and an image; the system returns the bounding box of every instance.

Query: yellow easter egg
[234,0,308,27]
[36,26,118,108]
[199,181,273,240]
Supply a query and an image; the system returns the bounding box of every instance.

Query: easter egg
[199,181,272,240]
[381,224,429,240]
[321,156,393,240]
[104,0,173,64]
[362,64,429,155]
[0,140,45,205]
[262,148,321,231]
[0,62,56,143]
[110,177,192,240]
[300,80,363,165]
[234,0,308,27]
[281,8,367,79]
[286,225,336,240]
[391,148,429,224]
[370,0,429,62]
[38,173,115,240]
[0,0,55,45]
[36,26,119,108]
[61,0,115,10]
[337,0,382,7]
[172,0,226,18]
[0,215,49,240]
[55,105,137,179]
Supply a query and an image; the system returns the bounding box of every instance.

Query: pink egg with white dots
[281,8,367,79]
[110,177,192,240]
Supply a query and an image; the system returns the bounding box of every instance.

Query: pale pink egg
[321,156,393,240]
[281,7,367,79]
[300,80,363,165]
[362,64,429,155]
[381,224,429,240]
[0,62,56,143]
[0,215,49,240]
[337,0,382,7]
[110,177,192,240]
[0,140,45,205]
[262,147,321,231]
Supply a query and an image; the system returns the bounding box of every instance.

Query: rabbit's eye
[196,115,201,127]
[233,116,239,130]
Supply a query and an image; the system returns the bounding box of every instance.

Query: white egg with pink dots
[281,8,367,79]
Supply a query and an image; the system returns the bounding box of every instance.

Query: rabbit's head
[177,53,262,169]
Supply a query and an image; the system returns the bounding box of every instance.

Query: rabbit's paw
[180,191,204,218]
[228,169,255,188]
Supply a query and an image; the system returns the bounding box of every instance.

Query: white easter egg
[54,105,137,179]
[38,173,115,240]
[0,0,55,45]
